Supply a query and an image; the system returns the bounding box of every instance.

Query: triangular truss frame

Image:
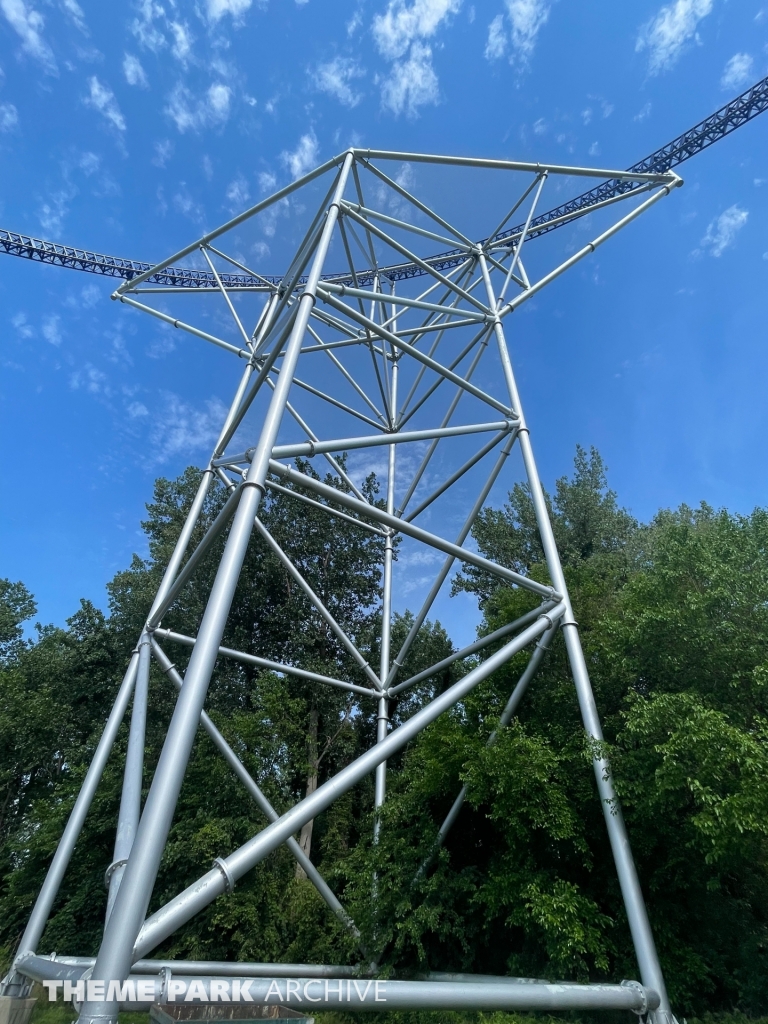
[3,149,682,1024]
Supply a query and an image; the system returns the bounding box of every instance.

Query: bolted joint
[620,979,651,1016]
[103,858,127,888]
[213,857,235,894]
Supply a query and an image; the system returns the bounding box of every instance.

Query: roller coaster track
[1,75,766,291]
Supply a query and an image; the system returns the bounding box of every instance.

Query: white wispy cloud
[634,101,652,121]
[123,53,148,87]
[85,77,127,132]
[208,82,231,118]
[697,204,748,257]
[153,138,173,166]
[636,0,713,75]
[0,0,56,71]
[11,312,33,339]
[42,314,62,346]
[0,102,18,131]
[484,14,506,59]
[372,0,459,116]
[258,171,277,192]
[80,283,100,308]
[37,187,75,236]
[347,8,363,34]
[165,81,232,132]
[372,0,461,59]
[131,0,166,51]
[484,0,549,67]
[205,0,251,21]
[721,52,753,91]
[281,130,319,180]
[506,0,549,61]
[172,184,206,225]
[150,393,228,465]
[312,56,365,107]
[61,0,87,34]
[225,173,250,212]
[381,40,439,116]
[169,20,193,63]
[70,363,108,394]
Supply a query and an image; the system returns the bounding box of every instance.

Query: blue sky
[0,0,767,646]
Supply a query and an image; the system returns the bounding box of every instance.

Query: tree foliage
[1,450,767,1018]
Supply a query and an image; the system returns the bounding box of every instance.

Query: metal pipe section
[132,606,563,958]
[404,428,511,523]
[265,480,388,538]
[145,471,215,624]
[499,179,681,318]
[268,460,557,600]
[388,602,555,698]
[497,171,547,305]
[114,153,344,294]
[146,484,243,630]
[217,419,515,467]
[152,629,379,699]
[105,635,151,922]
[149,641,363,946]
[6,651,140,980]
[114,295,249,359]
[320,291,511,416]
[374,360,397,842]
[478,263,673,1019]
[252,517,383,691]
[341,201,471,252]
[200,247,254,351]
[339,206,489,313]
[320,280,484,320]
[385,434,518,690]
[26,956,370,979]
[358,159,476,246]
[16,954,657,1014]
[354,148,677,183]
[79,154,356,1024]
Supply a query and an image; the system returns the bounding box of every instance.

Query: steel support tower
[3,149,682,1023]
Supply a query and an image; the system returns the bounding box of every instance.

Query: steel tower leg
[76,153,355,1024]
[478,256,672,1023]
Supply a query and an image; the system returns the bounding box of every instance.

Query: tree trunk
[295,707,319,880]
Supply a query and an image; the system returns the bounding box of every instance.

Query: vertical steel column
[4,650,140,986]
[105,634,150,923]
[77,152,354,1024]
[478,255,672,1021]
[373,357,397,841]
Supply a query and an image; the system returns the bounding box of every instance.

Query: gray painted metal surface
[3,147,683,1024]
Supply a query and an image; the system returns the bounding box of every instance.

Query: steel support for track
[3,146,684,1024]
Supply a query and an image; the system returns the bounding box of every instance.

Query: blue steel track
[1,75,766,292]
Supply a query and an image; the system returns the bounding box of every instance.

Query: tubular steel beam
[268,459,556,600]
[132,607,564,958]
[15,955,657,1013]
[77,154,356,1024]
[480,256,673,1021]
[150,640,364,946]
[216,419,516,467]
[152,628,380,699]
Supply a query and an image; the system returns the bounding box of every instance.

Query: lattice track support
[2,148,683,1024]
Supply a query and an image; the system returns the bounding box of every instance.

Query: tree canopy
[1,448,767,1018]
